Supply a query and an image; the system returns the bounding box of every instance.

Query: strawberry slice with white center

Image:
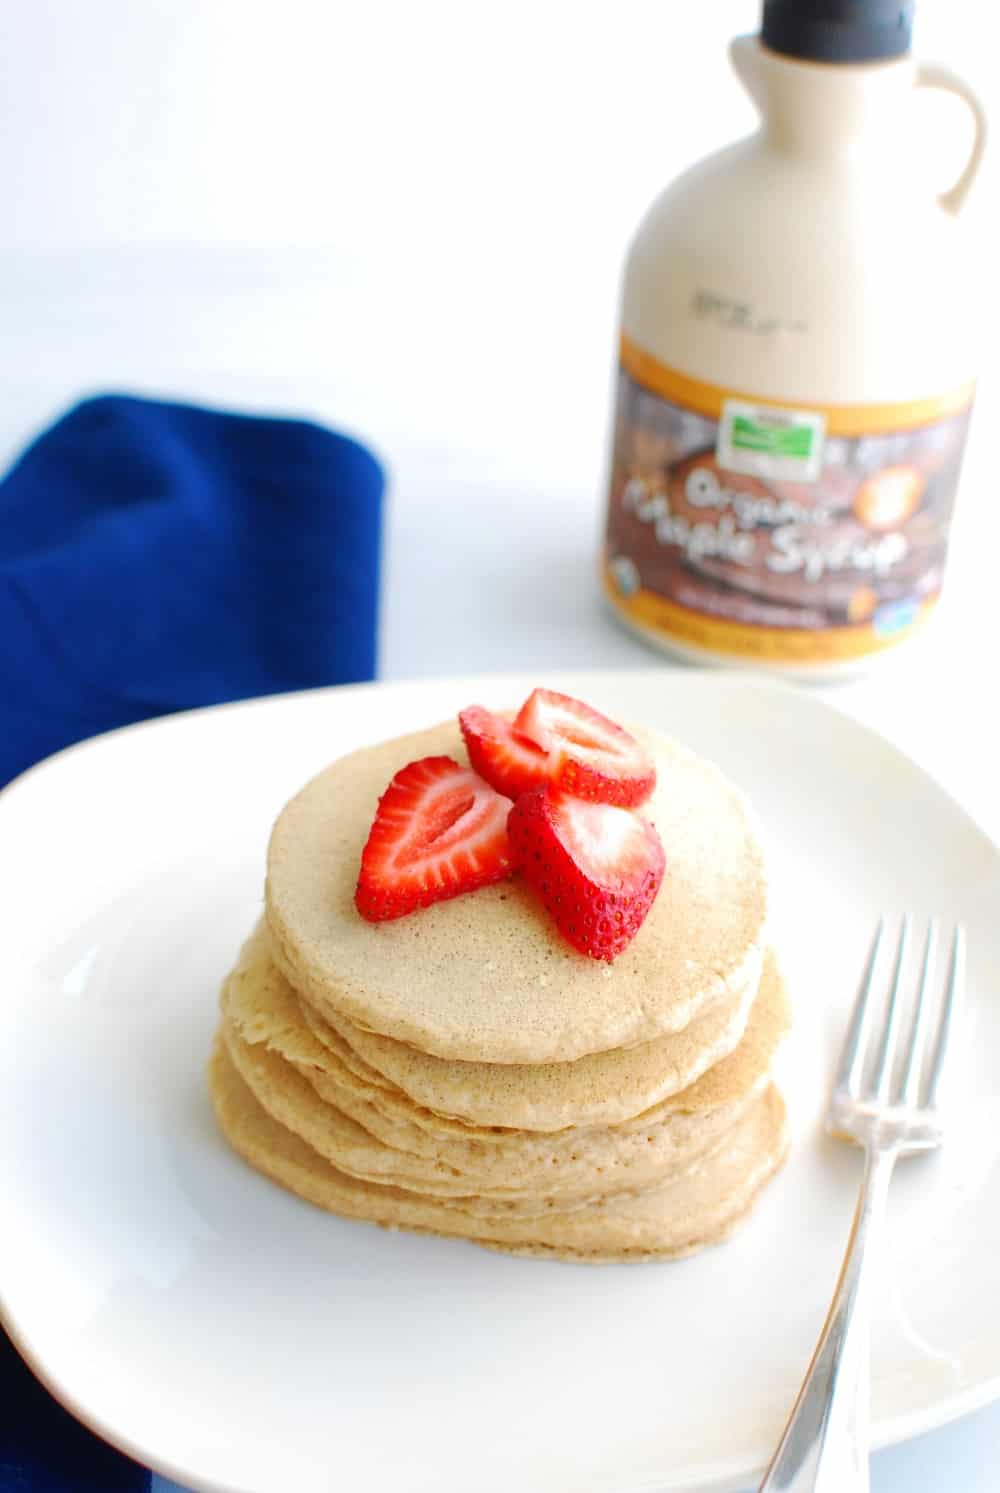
[355,756,519,922]
[459,705,551,800]
[507,786,665,961]
[513,689,655,807]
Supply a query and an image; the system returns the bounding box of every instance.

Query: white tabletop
[3,240,997,1490]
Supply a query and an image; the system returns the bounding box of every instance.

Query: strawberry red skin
[507,786,665,962]
[513,689,655,808]
[355,756,518,922]
[554,752,655,809]
[459,706,550,800]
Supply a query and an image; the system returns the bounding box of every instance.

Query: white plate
[2,672,999,1493]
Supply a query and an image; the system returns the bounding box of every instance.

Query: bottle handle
[915,62,987,216]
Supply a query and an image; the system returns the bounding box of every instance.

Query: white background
[1,0,998,1487]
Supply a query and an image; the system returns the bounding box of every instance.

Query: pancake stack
[209,718,790,1262]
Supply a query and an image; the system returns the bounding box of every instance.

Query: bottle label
[604,334,975,665]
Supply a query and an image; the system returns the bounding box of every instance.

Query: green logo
[729,415,816,460]
[718,400,826,482]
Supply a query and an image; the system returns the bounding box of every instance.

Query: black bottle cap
[761,1,915,63]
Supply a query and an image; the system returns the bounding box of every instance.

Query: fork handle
[757,1147,896,1493]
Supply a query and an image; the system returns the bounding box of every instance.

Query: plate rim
[2,667,997,852]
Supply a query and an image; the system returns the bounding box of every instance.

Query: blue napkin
[0,393,384,1488]
[1,1329,150,1491]
[0,393,385,787]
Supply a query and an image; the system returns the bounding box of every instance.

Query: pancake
[657,954,790,1117]
[223,927,788,1131]
[255,1002,762,1193]
[265,718,768,1063]
[209,1040,789,1262]
[220,1009,761,1202]
[230,918,760,1131]
[221,1019,757,1213]
[219,931,790,1196]
[303,1060,760,1196]
[301,958,761,1131]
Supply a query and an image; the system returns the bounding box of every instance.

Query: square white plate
[2,672,998,1493]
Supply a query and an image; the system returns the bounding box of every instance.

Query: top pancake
[265,717,768,1063]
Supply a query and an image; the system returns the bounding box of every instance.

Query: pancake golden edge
[265,718,768,1063]
[209,1041,789,1263]
[220,1009,769,1209]
[231,916,766,1131]
[298,965,789,1149]
[220,933,790,1201]
[220,1021,757,1214]
[300,967,757,1131]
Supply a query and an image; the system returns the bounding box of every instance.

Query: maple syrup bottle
[603,0,986,676]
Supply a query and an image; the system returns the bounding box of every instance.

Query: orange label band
[619,334,975,437]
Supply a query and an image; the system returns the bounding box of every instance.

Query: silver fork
[757,916,966,1493]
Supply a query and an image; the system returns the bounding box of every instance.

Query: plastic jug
[603,0,987,675]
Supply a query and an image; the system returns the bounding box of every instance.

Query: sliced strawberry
[513,689,655,807]
[507,786,665,961]
[459,705,551,800]
[355,756,518,922]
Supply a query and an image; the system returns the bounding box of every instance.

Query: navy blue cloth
[0,393,384,1489]
[1,1329,149,1492]
[0,394,385,787]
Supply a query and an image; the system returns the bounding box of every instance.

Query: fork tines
[835,916,965,1111]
